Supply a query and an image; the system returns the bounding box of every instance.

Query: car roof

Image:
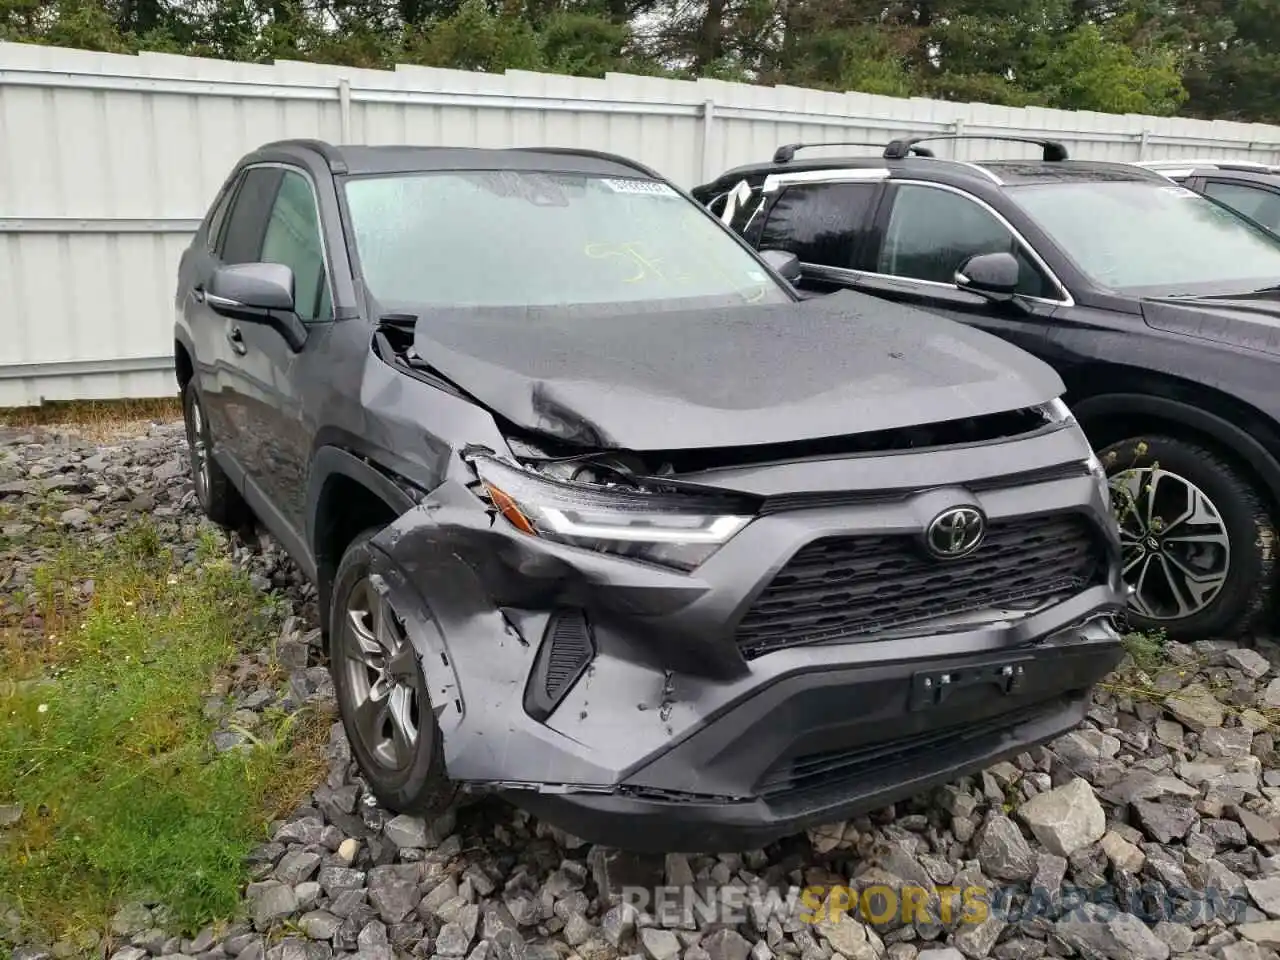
[1135,162,1280,187]
[697,153,1166,195]
[248,139,663,180]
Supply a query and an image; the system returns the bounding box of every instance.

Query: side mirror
[955,251,1020,302]
[760,248,802,283]
[206,263,307,352]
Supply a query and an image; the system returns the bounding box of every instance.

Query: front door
[849,182,1068,360]
[219,167,335,544]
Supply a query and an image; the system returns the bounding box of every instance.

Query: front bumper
[513,686,1098,852]
[367,425,1126,851]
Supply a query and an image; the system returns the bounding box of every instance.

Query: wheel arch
[1068,378,1280,515]
[174,333,196,391]
[308,446,419,641]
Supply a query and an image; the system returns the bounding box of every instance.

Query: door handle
[226,325,247,355]
[192,285,206,304]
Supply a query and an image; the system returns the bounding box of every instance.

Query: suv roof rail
[773,140,935,163]
[259,138,349,173]
[883,134,1069,162]
[1135,158,1276,173]
[511,145,663,180]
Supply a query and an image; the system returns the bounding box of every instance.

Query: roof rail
[883,135,1069,162]
[511,146,664,180]
[259,138,349,173]
[773,141,935,163]
[1135,158,1276,173]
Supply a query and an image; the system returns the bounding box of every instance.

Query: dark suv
[175,138,1124,851]
[696,135,1280,642]
[1136,159,1280,235]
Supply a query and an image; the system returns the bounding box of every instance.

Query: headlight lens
[1039,397,1076,424]
[472,456,753,571]
[1041,398,1111,502]
[1086,449,1112,505]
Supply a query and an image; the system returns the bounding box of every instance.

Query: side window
[1202,181,1280,233]
[758,183,878,269]
[205,174,241,254]
[261,170,331,322]
[715,181,766,238]
[878,184,1051,298]
[219,167,282,264]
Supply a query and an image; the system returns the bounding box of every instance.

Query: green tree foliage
[1,0,1278,123]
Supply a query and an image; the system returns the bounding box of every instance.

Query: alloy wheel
[1110,467,1231,621]
[341,577,422,772]
[188,393,211,504]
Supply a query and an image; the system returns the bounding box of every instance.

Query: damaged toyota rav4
[174,139,1127,852]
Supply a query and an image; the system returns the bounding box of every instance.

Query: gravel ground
[6,421,1280,960]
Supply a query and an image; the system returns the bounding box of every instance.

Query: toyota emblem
[925,506,986,559]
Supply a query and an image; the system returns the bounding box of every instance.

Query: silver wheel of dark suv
[1103,434,1275,640]
[330,527,455,816]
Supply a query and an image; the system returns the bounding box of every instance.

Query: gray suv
[174,139,1126,851]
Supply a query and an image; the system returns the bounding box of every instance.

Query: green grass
[0,520,326,944]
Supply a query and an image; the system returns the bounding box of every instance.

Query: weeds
[0,519,325,943]
[1121,628,1169,674]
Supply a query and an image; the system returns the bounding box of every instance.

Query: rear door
[183,166,281,485]
[179,171,240,440]
[751,170,887,294]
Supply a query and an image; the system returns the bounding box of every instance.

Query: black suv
[175,138,1124,851]
[1136,159,1280,235]
[696,135,1280,642]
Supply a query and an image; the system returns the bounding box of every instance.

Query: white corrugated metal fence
[5,40,1280,405]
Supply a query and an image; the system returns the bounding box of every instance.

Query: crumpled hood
[1142,295,1280,357]
[411,290,1064,450]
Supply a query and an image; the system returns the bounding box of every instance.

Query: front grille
[755,700,1063,800]
[735,513,1106,659]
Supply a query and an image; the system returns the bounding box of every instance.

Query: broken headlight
[1040,398,1112,503]
[472,456,753,571]
[1039,397,1075,425]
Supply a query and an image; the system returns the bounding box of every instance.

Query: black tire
[182,381,248,529]
[1100,434,1275,640]
[330,527,456,817]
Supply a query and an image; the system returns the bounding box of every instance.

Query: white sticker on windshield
[602,178,679,197]
[1161,185,1198,198]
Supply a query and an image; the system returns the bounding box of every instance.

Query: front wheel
[1101,435,1275,640]
[330,528,456,817]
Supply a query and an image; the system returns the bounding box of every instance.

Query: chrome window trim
[233,160,336,322]
[799,262,1073,308]
[762,167,889,193]
[873,179,1074,306]
[951,161,1004,184]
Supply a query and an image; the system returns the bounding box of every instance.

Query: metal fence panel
[5,40,1280,405]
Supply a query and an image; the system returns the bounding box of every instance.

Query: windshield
[342,171,789,310]
[1010,179,1280,296]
